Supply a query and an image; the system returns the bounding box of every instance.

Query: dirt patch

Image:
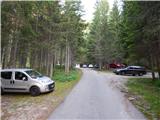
[2,93,59,120]
[1,80,79,120]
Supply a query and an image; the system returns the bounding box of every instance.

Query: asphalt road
[48,68,146,120]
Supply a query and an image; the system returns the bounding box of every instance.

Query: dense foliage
[1,1,160,78]
[119,1,160,78]
[1,1,86,76]
[87,1,160,78]
[87,0,123,69]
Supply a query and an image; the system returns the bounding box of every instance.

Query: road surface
[48,68,146,120]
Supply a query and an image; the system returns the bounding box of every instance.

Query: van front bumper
[48,83,55,91]
[41,82,55,93]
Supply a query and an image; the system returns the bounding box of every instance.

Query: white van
[0,69,55,96]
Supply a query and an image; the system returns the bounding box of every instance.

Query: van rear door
[1,71,14,92]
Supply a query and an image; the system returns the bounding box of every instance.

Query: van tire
[138,73,143,76]
[30,86,40,96]
[1,88,4,95]
[132,73,135,76]
[121,71,125,75]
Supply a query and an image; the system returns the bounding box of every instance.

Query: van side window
[129,67,134,69]
[1,72,12,80]
[15,72,27,80]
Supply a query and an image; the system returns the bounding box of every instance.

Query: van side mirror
[22,77,27,81]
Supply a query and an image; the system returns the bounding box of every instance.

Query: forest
[87,1,160,79]
[1,1,86,77]
[1,1,160,79]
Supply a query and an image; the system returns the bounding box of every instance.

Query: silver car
[0,69,55,96]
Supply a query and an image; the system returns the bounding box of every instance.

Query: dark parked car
[94,64,99,69]
[113,66,147,76]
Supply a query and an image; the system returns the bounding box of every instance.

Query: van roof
[1,68,32,72]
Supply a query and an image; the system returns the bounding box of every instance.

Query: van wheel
[30,86,40,96]
[138,73,143,76]
[121,71,125,75]
[1,88,4,95]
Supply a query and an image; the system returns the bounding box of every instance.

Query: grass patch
[53,68,82,95]
[53,68,80,82]
[126,78,160,119]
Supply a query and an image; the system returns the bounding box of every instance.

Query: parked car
[1,69,55,96]
[88,64,93,68]
[94,64,99,69]
[109,63,125,69]
[113,66,147,76]
[82,64,87,68]
[75,64,80,68]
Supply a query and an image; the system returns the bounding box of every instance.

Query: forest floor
[1,69,82,120]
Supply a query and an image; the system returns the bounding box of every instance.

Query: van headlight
[40,80,48,83]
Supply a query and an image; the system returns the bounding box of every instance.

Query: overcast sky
[81,0,115,22]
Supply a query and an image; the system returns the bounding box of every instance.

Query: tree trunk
[149,52,156,80]
[9,35,18,68]
[158,57,160,79]
[39,48,43,71]
[151,72,156,80]
[30,50,35,68]
[2,48,6,68]
[60,47,63,68]
[54,51,57,69]
[50,55,54,78]
[65,40,70,74]
[68,42,70,72]
[158,72,160,79]
[99,60,102,70]
[19,46,28,68]
[47,51,50,76]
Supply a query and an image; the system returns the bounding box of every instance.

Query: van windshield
[25,70,43,79]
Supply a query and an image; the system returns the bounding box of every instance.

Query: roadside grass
[53,68,80,82]
[1,68,82,120]
[126,78,160,120]
[53,68,82,96]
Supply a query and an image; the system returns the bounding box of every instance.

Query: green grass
[126,78,160,120]
[53,68,82,95]
[53,68,80,82]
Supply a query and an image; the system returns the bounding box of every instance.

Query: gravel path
[48,68,147,120]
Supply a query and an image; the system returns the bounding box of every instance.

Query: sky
[81,0,115,22]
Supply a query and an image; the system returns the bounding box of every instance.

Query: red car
[109,63,125,69]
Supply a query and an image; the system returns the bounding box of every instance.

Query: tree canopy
[86,0,160,78]
[1,1,86,76]
[1,1,160,78]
